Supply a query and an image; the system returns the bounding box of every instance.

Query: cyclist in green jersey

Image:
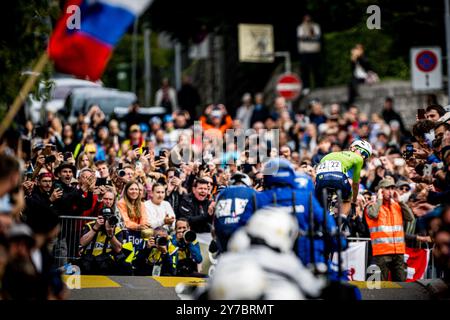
[315,139,373,215]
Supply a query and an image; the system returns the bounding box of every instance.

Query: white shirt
[297,22,321,53]
[236,104,255,130]
[144,200,176,231]
[31,249,43,273]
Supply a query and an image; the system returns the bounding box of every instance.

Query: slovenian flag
[48,0,152,81]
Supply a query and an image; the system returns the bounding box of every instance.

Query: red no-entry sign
[276,73,302,101]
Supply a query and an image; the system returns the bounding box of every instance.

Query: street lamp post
[445,0,450,99]
[273,51,292,74]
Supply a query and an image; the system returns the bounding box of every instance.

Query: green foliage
[323,24,409,86]
[0,0,57,109]
[102,31,174,102]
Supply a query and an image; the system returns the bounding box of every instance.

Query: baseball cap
[100,207,113,216]
[150,116,162,125]
[211,110,222,118]
[375,178,395,191]
[395,180,410,189]
[164,114,174,123]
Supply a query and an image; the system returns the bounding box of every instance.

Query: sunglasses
[360,150,369,159]
[399,186,410,191]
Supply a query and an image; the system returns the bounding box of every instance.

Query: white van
[26,77,102,123]
[63,87,138,124]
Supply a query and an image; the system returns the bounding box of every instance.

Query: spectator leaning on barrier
[93,189,124,228]
[364,179,414,281]
[79,207,133,275]
[117,180,150,231]
[177,178,212,234]
[144,183,176,232]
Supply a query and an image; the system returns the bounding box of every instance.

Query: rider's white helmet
[245,207,299,253]
[350,139,373,159]
[208,254,267,300]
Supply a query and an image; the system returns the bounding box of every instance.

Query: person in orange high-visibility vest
[364,178,414,281]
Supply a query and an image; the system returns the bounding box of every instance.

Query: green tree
[0,1,57,106]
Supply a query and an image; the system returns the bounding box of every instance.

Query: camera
[24,172,33,181]
[404,144,414,159]
[432,137,443,149]
[155,235,168,247]
[64,152,72,161]
[101,208,118,226]
[414,163,425,176]
[95,177,107,186]
[53,181,64,191]
[183,230,197,243]
[45,155,56,164]
[117,163,126,177]
[174,168,181,178]
[417,108,426,120]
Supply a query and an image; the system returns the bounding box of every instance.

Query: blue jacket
[256,173,346,274]
[170,237,203,265]
[213,185,256,251]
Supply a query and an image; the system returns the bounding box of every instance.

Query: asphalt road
[66,275,444,300]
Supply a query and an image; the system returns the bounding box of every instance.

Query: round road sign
[276,73,302,101]
[415,50,438,73]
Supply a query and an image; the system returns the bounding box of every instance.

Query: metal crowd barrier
[424,245,443,280]
[54,215,96,267]
[346,237,371,280]
[347,237,443,281]
[53,215,148,268]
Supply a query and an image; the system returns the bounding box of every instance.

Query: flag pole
[0,52,49,139]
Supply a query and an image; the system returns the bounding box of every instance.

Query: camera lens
[155,236,168,246]
[183,230,196,243]
[118,169,126,177]
[107,215,118,226]
[45,155,56,164]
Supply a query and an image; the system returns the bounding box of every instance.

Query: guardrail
[54,215,96,267]
[53,215,147,267]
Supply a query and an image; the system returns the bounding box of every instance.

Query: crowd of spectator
[1,88,450,299]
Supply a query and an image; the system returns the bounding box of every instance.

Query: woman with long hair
[117,180,150,231]
[76,151,95,172]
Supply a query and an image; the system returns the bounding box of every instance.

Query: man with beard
[52,162,94,216]
[23,173,62,218]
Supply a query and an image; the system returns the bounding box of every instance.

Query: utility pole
[143,26,152,106]
[131,18,138,94]
[274,51,292,74]
[445,0,450,99]
[174,41,182,90]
